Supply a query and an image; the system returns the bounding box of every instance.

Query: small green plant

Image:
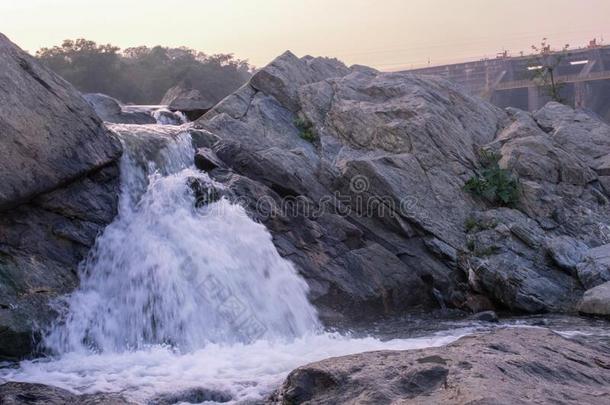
[466,239,475,252]
[294,117,318,143]
[464,150,519,207]
[465,216,479,233]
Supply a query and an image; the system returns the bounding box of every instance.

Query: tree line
[36,39,252,105]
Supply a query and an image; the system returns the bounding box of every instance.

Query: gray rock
[161,85,217,120]
[545,235,589,275]
[579,281,610,316]
[193,50,610,317]
[463,209,582,312]
[249,51,350,112]
[148,387,232,405]
[534,102,610,166]
[194,148,225,172]
[0,382,135,404]
[577,244,610,289]
[273,327,610,404]
[0,34,121,210]
[83,93,155,124]
[0,35,121,359]
[470,310,499,322]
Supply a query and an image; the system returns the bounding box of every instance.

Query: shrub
[294,118,318,143]
[464,151,519,207]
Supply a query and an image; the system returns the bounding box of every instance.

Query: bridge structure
[405,45,610,115]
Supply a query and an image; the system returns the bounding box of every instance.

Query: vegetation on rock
[464,150,519,207]
[294,117,318,143]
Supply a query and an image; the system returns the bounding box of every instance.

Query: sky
[2,0,609,70]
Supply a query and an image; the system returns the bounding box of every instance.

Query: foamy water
[0,125,476,403]
[1,330,474,403]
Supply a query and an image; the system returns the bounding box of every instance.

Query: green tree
[36,39,252,105]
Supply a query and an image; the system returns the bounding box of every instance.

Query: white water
[0,126,473,403]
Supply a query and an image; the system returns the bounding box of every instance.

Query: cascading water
[0,124,473,403]
[45,126,319,354]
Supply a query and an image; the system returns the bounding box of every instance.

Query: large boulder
[273,327,610,404]
[0,34,121,209]
[0,34,122,359]
[161,86,217,120]
[83,93,155,124]
[193,51,507,320]
[579,281,610,316]
[193,51,610,318]
[577,244,610,289]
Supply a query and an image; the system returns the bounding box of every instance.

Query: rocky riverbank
[272,327,610,404]
[189,50,610,320]
[1,31,610,404]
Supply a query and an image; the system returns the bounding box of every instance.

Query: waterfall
[1,124,473,404]
[45,125,319,354]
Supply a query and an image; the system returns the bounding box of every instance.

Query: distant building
[404,42,610,122]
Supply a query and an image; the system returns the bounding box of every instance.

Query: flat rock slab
[273,327,610,404]
[0,382,135,405]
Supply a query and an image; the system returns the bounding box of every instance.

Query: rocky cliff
[0,34,122,359]
[191,51,610,320]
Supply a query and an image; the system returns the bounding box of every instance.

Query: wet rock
[0,34,121,359]
[0,382,135,404]
[577,244,610,289]
[579,281,610,316]
[83,93,155,124]
[148,387,232,404]
[273,328,610,404]
[470,310,498,322]
[194,148,225,172]
[151,107,186,125]
[186,177,223,208]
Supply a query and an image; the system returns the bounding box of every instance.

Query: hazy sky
[2,0,609,70]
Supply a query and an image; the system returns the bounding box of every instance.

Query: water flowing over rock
[83,93,156,124]
[0,34,122,360]
[273,327,610,404]
[45,128,320,354]
[161,85,217,120]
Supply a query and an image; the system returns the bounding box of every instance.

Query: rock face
[0,36,121,209]
[192,50,610,319]
[273,327,610,404]
[161,86,217,120]
[579,281,610,316]
[0,34,122,359]
[0,382,135,405]
[83,93,156,124]
[577,244,610,289]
